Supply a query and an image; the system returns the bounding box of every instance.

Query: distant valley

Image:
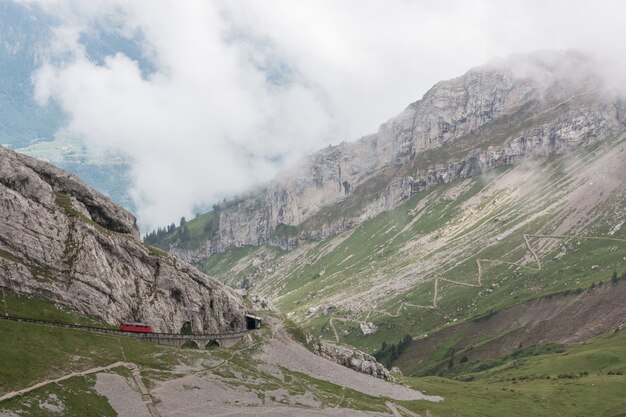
[0,1,141,216]
[14,135,135,213]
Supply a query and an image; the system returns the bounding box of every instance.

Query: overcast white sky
[17,0,626,229]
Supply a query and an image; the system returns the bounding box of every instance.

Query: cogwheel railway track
[0,314,250,348]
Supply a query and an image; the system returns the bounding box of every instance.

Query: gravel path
[152,372,386,417]
[0,361,131,402]
[194,406,387,416]
[153,373,264,414]
[95,372,152,417]
[255,323,442,402]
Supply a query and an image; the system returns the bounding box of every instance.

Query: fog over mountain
[13,0,626,229]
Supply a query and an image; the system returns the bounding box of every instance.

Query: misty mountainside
[197,134,626,355]
[154,50,625,260]
[152,50,626,366]
[0,145,246,333]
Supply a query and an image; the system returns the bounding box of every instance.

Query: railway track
[0,315,250,347]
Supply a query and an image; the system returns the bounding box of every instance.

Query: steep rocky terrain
[198,133,626,351]
[164,50,626,263]
[0,146,246,333]
[182,51,626,368]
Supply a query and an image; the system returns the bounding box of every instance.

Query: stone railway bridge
[1,315,250,348]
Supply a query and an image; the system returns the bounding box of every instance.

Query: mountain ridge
[159,50,625,264]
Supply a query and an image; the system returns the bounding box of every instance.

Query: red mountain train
[119,321,153,333]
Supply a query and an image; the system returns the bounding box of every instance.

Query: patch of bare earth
[94,372,152,417]
[192,407,388,416]
[255,321,442,403]
[151,372,386,417]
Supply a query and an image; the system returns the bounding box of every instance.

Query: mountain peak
[153,51,625,268]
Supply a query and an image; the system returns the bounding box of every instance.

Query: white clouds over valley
[18,0,626,228]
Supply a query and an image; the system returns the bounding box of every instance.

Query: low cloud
[21,0,626,229]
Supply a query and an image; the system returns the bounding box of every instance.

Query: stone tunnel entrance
[245,314,262,330]
[181,321,192,335]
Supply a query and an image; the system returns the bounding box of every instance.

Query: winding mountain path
[0,361,160,416]
[328,233,626,343]
[1,362,151,409]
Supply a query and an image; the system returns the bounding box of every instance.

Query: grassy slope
[399,329,626,417]
[1,374,118,417]
[197,135,626,357]
[7,313,622,417]
[2,280,625,416]
[1,289,110,327]
[0,319,187,416]
[0,292,187,395]
[0,294,387,416]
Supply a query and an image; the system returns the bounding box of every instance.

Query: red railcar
[119,321,153,333]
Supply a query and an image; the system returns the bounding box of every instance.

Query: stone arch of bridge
[178,339,222,349]
[205,340,220,349]
[180,340,200,349]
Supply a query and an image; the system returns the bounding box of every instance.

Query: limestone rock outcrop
[166,51,626,263]
[310,339,393,381]
[0,147,246,333]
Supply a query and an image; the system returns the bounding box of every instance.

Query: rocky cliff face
[170,51,626,263]
[0,147,246,333]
